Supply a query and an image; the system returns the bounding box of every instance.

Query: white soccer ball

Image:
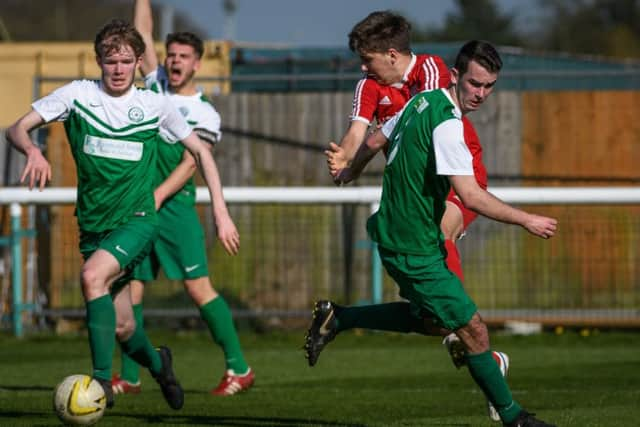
[53,374,106,426]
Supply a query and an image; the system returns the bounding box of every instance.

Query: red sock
[444,239,464,282]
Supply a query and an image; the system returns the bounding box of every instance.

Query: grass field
[0,329,639,426]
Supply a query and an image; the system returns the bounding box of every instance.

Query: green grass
[1,330,639,426]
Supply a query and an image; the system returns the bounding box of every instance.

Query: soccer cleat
[503,410,556,427]
[151,346,184,410]
[488,351,510,422]
[111,373,141,395]
[304,300,339,367]
[210,368,255,396]
[93,377,114,409]
[442,333,466,368]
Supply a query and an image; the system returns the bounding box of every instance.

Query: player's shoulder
[415,53,447,66]
[354,76,384,98]
[62,79,100,94]
[411,89,459,118]
[196,94,219,112]
[134,85,167,102]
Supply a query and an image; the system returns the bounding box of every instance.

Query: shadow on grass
[0,411,474,427]
[0,384,51,392]
[144,414,367,426]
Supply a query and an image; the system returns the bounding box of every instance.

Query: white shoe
[487,351,510,422]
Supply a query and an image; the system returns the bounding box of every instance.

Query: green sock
[200,296,249,374]
[119,303,143,383]
[119,314,162,376]
[335,302,427,334]
[86,295,116,381]
[466,351,522,423]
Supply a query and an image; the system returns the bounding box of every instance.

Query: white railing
[0,186,639,205]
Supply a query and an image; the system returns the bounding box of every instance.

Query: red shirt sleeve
[350,77,380,124]
[415,54,451,91]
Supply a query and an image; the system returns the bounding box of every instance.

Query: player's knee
[458,314,490,353]
[115,317,136,341]
[80,266,106,298]
[184,278,218,305]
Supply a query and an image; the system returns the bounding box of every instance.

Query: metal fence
[1,187,639,336]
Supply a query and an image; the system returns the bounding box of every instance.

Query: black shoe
[93,377,114,409]
[151,346,184,410]
[504,410,556,427]
[304,300,339,367]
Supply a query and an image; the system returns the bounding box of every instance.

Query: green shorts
[79,215,158,293]
[378,246,477,331]
[133,199,209,281]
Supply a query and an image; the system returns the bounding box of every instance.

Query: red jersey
[350,54,450,124]
[348,52,487,190]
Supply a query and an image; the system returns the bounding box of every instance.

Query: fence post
[370,202,382,304]
[11,202,23,337]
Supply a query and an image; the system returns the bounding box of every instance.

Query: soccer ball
[53,375,106,426]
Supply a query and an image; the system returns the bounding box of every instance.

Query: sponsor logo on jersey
[83,135,143,161]
[416,97,429,113]
[128,107,144,122]
[379,96,392,105]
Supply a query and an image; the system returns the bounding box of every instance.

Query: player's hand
[20,149,51,191]
[523,214,557,239]
[325,142,349,174]
[153,191,163,211]
[216,214,240,255]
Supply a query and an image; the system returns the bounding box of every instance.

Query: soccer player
[110,0,253,397]
[5,18,230,410]
[327,10,505,421]
[309,40,557,427]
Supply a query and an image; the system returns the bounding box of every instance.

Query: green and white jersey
[144,66,221,205]
[367,88,474,256]
[32,79,191,232]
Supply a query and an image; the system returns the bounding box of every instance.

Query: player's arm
[330,120,369,169]
[449,175,557,239]
[153,149,197,209]
[153,127,219,209]
[329,78,378,170]
[134,0,159,76]
[180,132,239,255]
[6,110,51,190]
[332,128,388,185]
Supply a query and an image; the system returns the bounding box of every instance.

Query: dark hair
[348,11,411,55]
[166,32,204,59]
[94,19,145,59]
[454,40,503,76]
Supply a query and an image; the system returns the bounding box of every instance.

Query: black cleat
[504,410,556,427]
[93,377,114,409]
[304,300,339,367]
[151,346,184,410]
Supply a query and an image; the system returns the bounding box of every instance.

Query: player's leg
[104,217,184,409]
[113,280,145,394]
[456,314,527,425]
[304,248,446,366]
[185,277,254,395]
[113,283,161,379]
[79,244,122,408]
[158,200,252,395]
